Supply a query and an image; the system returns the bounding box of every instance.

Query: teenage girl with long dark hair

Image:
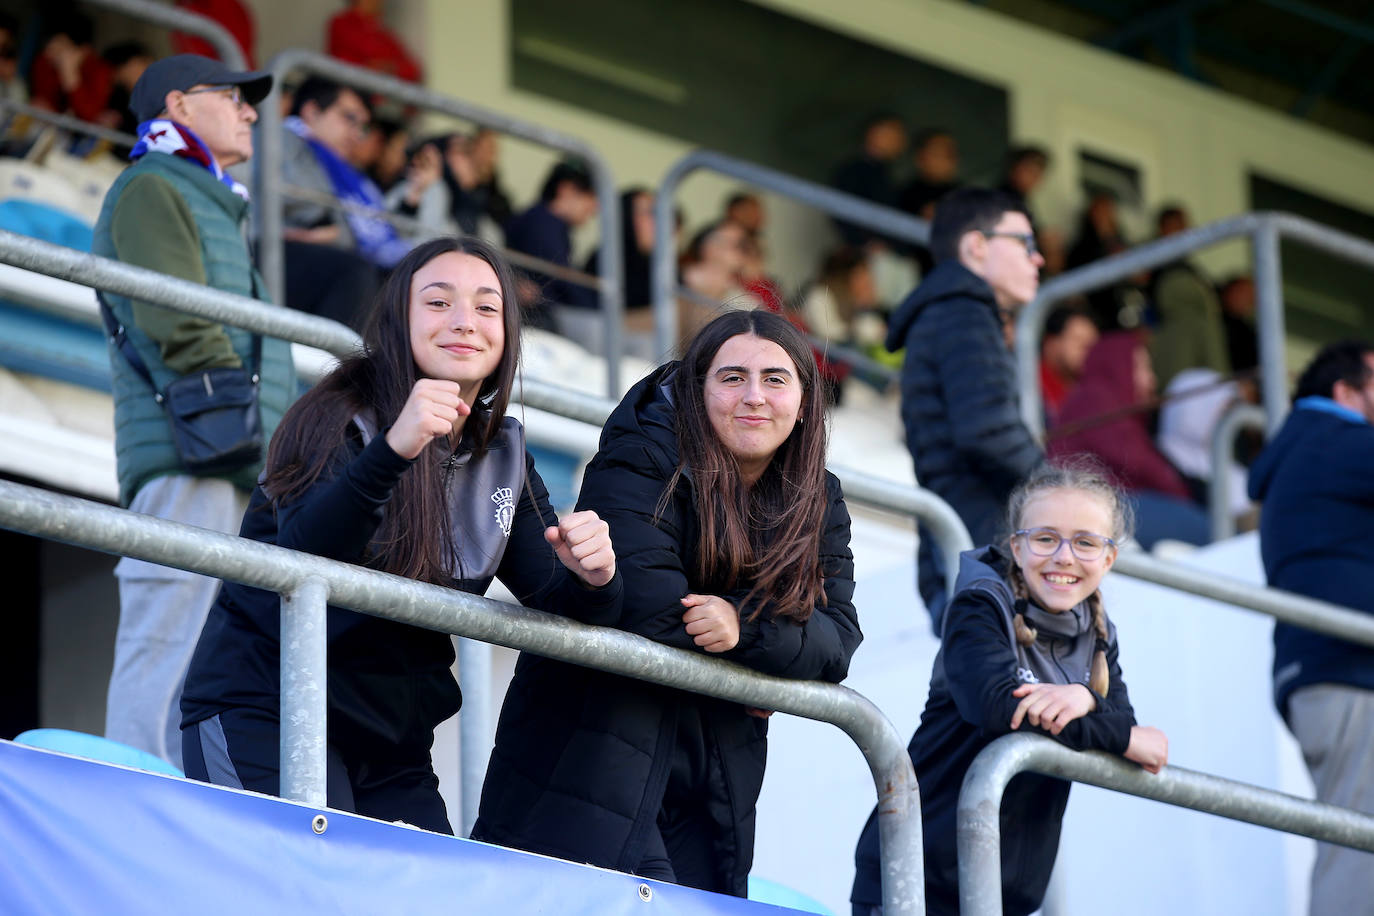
[473,309,862,895]
[180,237,621,834]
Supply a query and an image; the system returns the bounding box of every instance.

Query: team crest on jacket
[490,486,515,537]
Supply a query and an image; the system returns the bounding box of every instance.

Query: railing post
[83,0,247,71]
[1208,403,1267,541]
[1252,219,1289,435]
[280,576,330,806]
[457,638,493,836]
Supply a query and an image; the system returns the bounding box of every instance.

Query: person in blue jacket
[180,237,621,834]
[851,460,1168,916]
[1247,340,1374,916]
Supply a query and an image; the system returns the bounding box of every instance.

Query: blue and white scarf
[284,115,411,268]
[129,119,250,201]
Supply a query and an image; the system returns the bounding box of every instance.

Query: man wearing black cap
[92,54,297,767]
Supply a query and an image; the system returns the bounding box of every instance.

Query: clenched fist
[681,594,740,653]
[385,379,470,460]
[544,510,616,588]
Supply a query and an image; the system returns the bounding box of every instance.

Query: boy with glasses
[884,187,1047,629]
[94,54,297,766]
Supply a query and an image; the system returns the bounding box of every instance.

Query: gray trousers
[105,475,248,766]
[1288,683,1374,916]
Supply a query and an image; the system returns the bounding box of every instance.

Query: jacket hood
[1074,331,1142,411]
[884,260,998,351]
[954,544,1014,595]
[600,362,682,476]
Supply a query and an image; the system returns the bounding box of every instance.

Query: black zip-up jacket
[473,364,861,896]
[885,261,1043,548]
[181,418,623,756]
[851,548,1136,915]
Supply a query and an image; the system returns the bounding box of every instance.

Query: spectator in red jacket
[29,10,112,124]
[327,0,422,84]
[172,0,257,68]
[1049,331,1209,548]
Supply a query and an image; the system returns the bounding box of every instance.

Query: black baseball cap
[129,54,273,123]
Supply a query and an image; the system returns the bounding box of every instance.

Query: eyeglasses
[184,85,247,109]
[1015,527,1116,561]
[334,106,369,131]
[982,230,1039,257]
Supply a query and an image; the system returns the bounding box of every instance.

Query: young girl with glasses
[850,459,1168,916]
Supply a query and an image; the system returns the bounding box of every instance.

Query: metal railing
[653,148,930,359]
[255,50,624,396]
[956,733,1374,916]
[0,478,927,916]
[1208,402,1267,541]
[1016,211,1374,442]
[86,0,248,71]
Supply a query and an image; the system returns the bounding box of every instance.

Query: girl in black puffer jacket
[474,309,862,895]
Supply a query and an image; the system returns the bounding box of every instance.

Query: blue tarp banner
[0,741,793,914]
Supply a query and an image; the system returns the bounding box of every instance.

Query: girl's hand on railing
[386,379,469,459]
[544,510,615,588]
[681,594,740,653]
[1124,725,1169,774]
[1010,682,1097,735]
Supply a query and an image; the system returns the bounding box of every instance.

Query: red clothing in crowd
[327,8,422,83]
[1040,360,1070,425]
[1048,331,1192,500]
[172,0,257,69]
[29,52,112,123]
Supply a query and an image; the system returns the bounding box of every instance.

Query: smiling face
[408,251,506,400]
[1010,488,1118,612]
[703,333,803,484]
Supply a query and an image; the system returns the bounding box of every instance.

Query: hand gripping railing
[956,733,1374,916]
[1208,402,1267,542]
[1016,211,1374,442]
[255,50,624,396]
[0,479,926,916]
[83,0,248,71]
[653,148,930,359]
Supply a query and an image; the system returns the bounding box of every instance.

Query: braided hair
[1005,460,1135,696]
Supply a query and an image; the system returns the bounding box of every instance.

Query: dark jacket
[1050,331,1192,501]
[505,201,576,309]
[851,548,1136,915]
[886,260,1043,547]
[473,365,861,896]
[1247,399,1374,718]
[181,418,622,757]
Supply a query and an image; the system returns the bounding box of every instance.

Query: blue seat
[0,198,93,252]
[13,728,184,777]
[747,875,834,914]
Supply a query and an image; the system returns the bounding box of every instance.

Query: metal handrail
[0,99,138,149]
[256,50,624,396]
[85,0,248,71]
[0,478,926,916]
[1016,211,1374,441]
[1208,402,1267,541]
[9,229,1374,648]
[956,733,1374,916]
[653,148,930,359]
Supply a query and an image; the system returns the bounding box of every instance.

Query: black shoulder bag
[98,291,263,475]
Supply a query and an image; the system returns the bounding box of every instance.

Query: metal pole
[1208,403,1266,541]
[83,0,248,71]
[280,576,329,806]
[0,479,924,913]
[1252,219,1289,435]
[653,148,929,359]
[257,50,622,395]
[457,638,493,836]
[840,468,973,597]
[957,733,1374,916]
[1113,549,1374,647]
[0,230,363,357]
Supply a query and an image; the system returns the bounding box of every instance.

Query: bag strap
[97,290,262,397]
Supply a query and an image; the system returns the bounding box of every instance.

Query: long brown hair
[667,310,830,623]
[1005,459,1135,696]
[262,237,522,585]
